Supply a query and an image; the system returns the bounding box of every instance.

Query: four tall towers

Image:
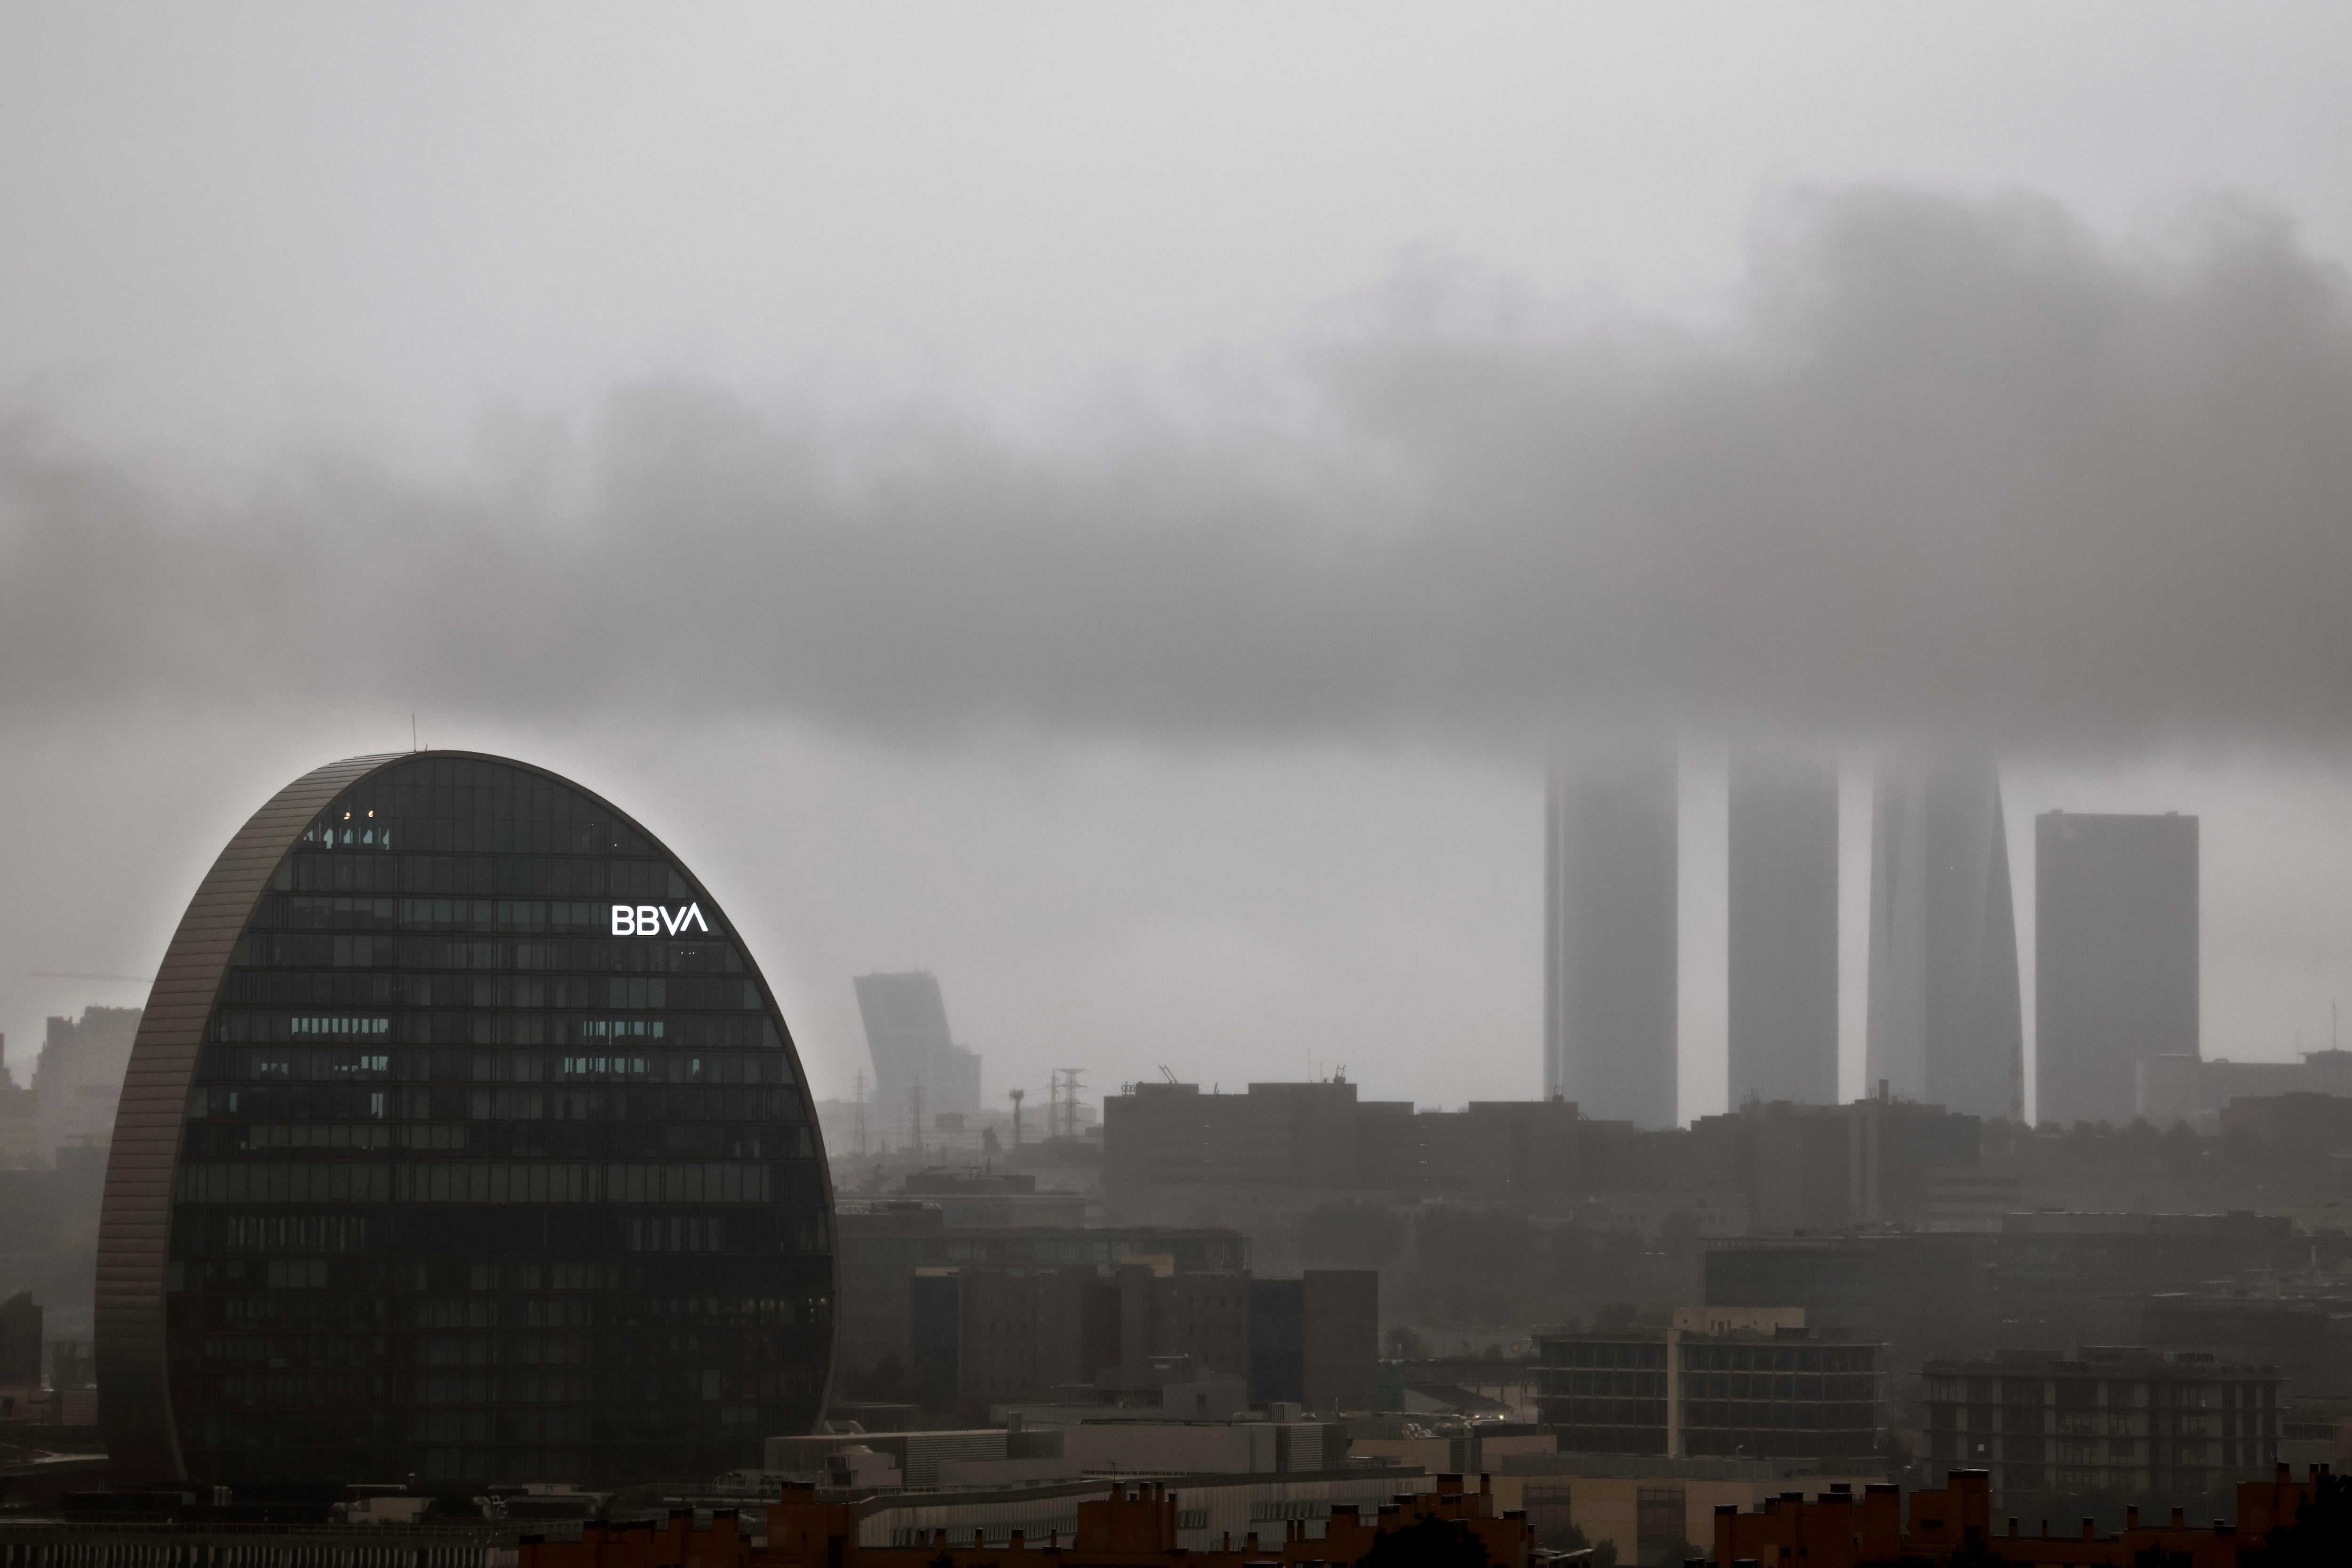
[1545,743,2108,1126]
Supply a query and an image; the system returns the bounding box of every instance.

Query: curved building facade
[96,753,834,1485]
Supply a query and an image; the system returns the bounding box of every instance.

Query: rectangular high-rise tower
[2035,812,2198,1127]
[1545,741,1677,1128]
[1727,748,1839,1106]
[1866,755,2023,1122]
[854,971,983,1119]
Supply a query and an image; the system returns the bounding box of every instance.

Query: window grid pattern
[164,755,832,1484]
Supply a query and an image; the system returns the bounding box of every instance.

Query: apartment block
[1923,1348,2280,1498]
[1535,1309,1883,1463]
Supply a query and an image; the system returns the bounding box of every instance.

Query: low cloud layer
[6,187,2349,753]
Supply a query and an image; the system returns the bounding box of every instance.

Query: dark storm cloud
[4,188,2349,749]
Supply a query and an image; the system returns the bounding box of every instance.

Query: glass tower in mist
[1865,755,2023,1121]
[853,971,981,1118]
[1545,742,1677,1128]
[2035,811,2198,1127]
[1727,748,1839,1106]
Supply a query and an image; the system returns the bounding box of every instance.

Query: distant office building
[832,1205,1246,1388]
[33,1005,140,1149]
[1866,755,2023,1121]
[910,1262,1375,1417]
[1685,1095,1980,1234]
[854,971,982,1120]
[1923,1348,2278,1498]
[96,751,834,1486]
[1546,741,1678,1127]
[1727,748,1839,1107]
[0,1291,41,1386]
[1535,1308,1883,1462]
[1100,1078,1586,1196]
[2035,812,2199,1127]
[2139,1050,2352,1126]
[1248,1271,1381,1414]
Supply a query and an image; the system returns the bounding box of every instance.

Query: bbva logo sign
[610,903,711,936]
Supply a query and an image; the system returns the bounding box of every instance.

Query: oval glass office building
[96,753,834,1485]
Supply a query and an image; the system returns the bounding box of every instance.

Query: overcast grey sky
[5,5,2352,1119]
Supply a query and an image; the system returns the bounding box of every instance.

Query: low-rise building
[2139,1049,2352,1127]
[1922,1348,2281,1499]
[911,1262,1375,1417]
[834,1205,1247,1390]
[1711,1464,2333,1567]
[1536,1308,1883,1463]
[747,1473,1528,1567]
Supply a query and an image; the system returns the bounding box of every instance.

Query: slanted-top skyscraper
[1727,747,1839,1107]
[1866,754,2023,1121]
[854,971,982,1119]
[1545,740,1677,1128]
[2035,811,2198,1127]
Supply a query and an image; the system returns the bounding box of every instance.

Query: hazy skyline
[6,7,2352,1120]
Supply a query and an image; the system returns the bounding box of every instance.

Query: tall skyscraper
[2035,811,2199,1127]
[855,970,983,1118]
[1727,747,1839,1106]
[1545,741,1677,1127]
[1866,754,2023,1121]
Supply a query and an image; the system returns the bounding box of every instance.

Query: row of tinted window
[175,1159,813,1206]
[222,974,763,1011]
[237,932,746,973]
[180,1121,813,1162]
[1543,1341,1670,1369]
[197,1044,790,1084]
[186,1088,808,1129]
[252,896,708,935]
[302,819,626,856]
[183,1369,809,1424]
[1680,1401,1879,1430]
[275,855,692,898]
[166,1286,823,1329]
[207,1011,781,1048]
[172,1212,834,1264]
[1684,1344,1875,1373]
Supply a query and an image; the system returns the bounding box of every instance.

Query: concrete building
[1246,1271,1381,1414]
[0,1290,40,1385]
[1709,1466,2331,1568]
[1923,1348,2280,1500]
[2036,812,2200,1128]
[1685,1095,1981,1234]
[909,1262,1375,1418]
[1728,748,1839,1108]
[1535,1308,1883,1463]
[854,971,983,1121]
[32,1006,139,1151]
[1547,741,1678,1128]
[1867,755,2024,1122]
[1101,1079,1584,1197]
[833,1203,1246,1390]
[2137,1050,2352,1127]
[1489,1455,1889,1561]
[741,1474,1523,1568]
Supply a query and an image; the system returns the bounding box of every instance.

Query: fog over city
[6,6,2352,1116]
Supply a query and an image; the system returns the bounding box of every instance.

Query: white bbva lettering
[611,902,710,936]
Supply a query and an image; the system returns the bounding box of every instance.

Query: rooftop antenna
[1009,1087,1025,1148]
[411,714,419,752]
